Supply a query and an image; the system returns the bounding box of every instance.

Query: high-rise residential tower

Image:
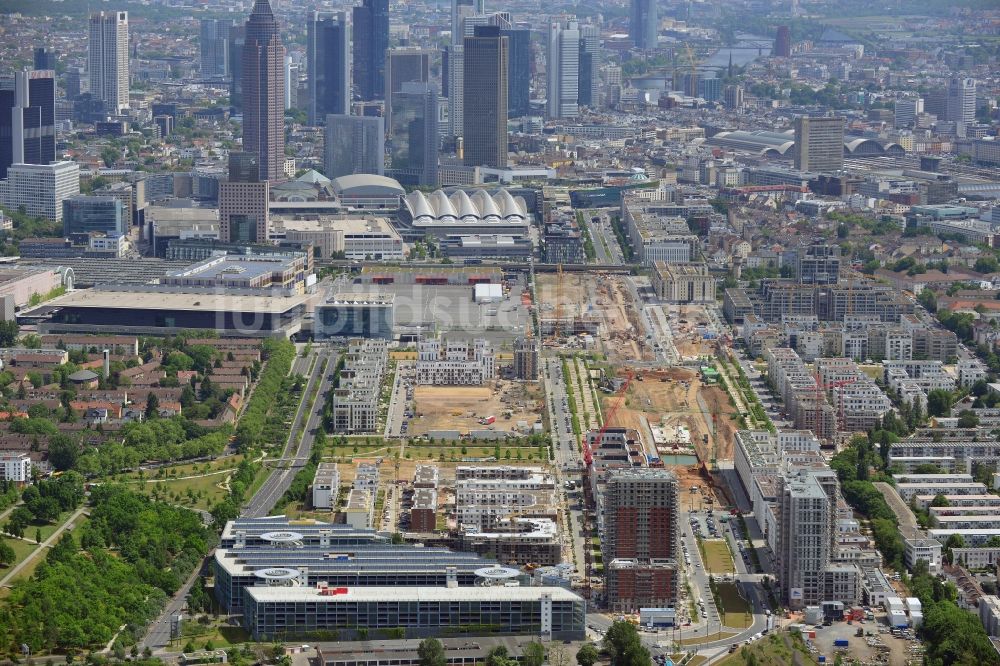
[0,69,56,179]
[776,469,839,608]
[388,82,439,187]
[200,19,233,78]
[385,49,431,134]
[602,468,679,612]
[463,25,507,168]
[307,11,350,125]
[547,18,580,119]
[325,114,385,178]
[793,115,844,173]
[89,11,130,115]
[353,0,389,101]
[242,0,286,182]
[629,0,657,50]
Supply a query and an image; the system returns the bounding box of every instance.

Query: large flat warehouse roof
[30,288,310,314]
[246,585,583,603]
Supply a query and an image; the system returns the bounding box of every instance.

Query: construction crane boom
[584,372,633,466]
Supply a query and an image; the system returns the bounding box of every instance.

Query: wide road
[243,347,337,518]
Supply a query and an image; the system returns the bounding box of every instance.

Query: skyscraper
[33,47,57,71]
[602,468,679,612]
[793,115,844,173]
[946,77,976,125]
[220,152,269,242]
[463,25,507,168]
[776,469,838,608]
[629,0,657,50]
[200,19,233,78]
[89,11,130,115]
[307,11,350,125]
[388,82,439,187]
[242,0,286,182]
[353,0,389,101]
[451,0,485,45]
[228,25,246,112]
[0,69,56,179]
[445,45,464,137]
[547,18,580,120]
[325,114,385,178]
[774,25,791,57]
[577,25,599,109]
[894,98,923,129]
[385,49,431,134]
[504,27,531,118]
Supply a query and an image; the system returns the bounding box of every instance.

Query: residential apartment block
[330,339,388,432]
[416,337,495,385]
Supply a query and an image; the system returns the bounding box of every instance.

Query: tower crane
[583,372,634,467]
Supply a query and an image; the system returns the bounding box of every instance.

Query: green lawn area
[715,582,753,629]
[178,617,251,650]
[4,514,90,589]
[119,456,243,483]
[0,537,38,570]
[403,446,545,462]
[701,539,735,575]
[128,470,230,511]
[716,631,817,666]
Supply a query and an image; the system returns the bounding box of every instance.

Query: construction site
[409,381,545,438]
[535,272,652,363]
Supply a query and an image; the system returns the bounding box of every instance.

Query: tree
[100,146,119,168]
[917,288,937,313]
[957,410,980,428]
[604,620,650,666]
[927,389,954,417]
[144,392,160,420]
[48,435,80,472]
[485,647,517,666]
[522,642,546,666]
[576,644,599,666]
[0,540,15,566]
[0,319,18,347]
[930,494,950,508]
[416,638,446,666]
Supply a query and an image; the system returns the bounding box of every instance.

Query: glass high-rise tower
[242,0,286,181]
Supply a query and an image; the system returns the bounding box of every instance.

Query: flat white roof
[35,288,309,314]
[245,585,582,604]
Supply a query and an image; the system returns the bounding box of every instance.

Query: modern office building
[228,24,246,111]
[388,82,439,187]
[894,98,923,129]
[242,0,286,181]
[219,152,269,242]
[315,293,395,340]
[629,0,657,49]
[243,585,585,641]
[463,26,508,168]
[353,0,389,101]
[444,44,464,136]
[0,161,80,222]
[773,25,791,57]
[0,69,56,180]
[945,77,976,125]
[307,12,350,125]
[503,28,531,118]
[385,49,431,133]
[546,19,580,120]
[602,468,680,612]
[62,196,125,237]
[793,116,844,173]
[200,19,233,78]
[88,11,129,115]
[324,115,385,179]
[33,47,57,71]
[451,0,485,45]
[577,25,599,109]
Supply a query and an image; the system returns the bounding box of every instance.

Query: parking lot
[803,613,924,665]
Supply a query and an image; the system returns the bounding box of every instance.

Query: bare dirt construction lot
[601,367,738,463]
[669,304,720,359]
[535,273,649,363]
[410,381,544,437]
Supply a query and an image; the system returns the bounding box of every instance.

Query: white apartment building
[455,470,557,530]
[312,462,340,509]
[354,462,379,491]
[416,338,495,385]
[777,470,836,608]
[0,162,80,222]
[331,339,388,433]
[0,453,31,483]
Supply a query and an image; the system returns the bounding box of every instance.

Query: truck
[833,639,849,648]
[480,415,496,425]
